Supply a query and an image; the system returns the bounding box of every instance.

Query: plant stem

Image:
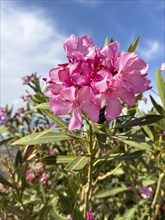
[84,123,94,218]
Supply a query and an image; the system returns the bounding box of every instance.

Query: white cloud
[1,2,66,108]
[137,40,162,61]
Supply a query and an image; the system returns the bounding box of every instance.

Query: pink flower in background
[86,211,95,220]
[22,75,31,85]
[39,173,49,185]
[160,62,165,72]
[45,34,151,130]
[0,107,8,123]
[26,169,35,182]
[49,148,58,155]
[67,214,72,220]
[33,162,44,173]
[139,186,152,199]
[22,91,31,102]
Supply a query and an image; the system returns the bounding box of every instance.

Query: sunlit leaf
[12,132,71,145]
[65,156,89,171]
[95,187,128,198]
[127,36,140,52]
[156,69,165,109]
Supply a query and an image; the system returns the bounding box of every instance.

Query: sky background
[1,0,165,112]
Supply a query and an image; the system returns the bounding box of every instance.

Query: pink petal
[50,97,70,115]
[77,35,93,53]
[126,70,151,93]
[60,86,76,101]
[64,34,77,57]
[68,108,82,130]
[81,101,100,122]
[49,68,60,82]
[114,87,136,106]
[105,98,121,120]
[77,86,95,102]
[101,41,119,59]
[58,68,72,86]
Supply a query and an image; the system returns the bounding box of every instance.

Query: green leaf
[127,36,140,52]
[116,115,164,129]
[156,69,165,109]
[65,156,89,171]
[39,205,51,220]
[114,150,144,161]
[150,95,165,115]
[15,150,22,168]
[72,206,85,220]
[114,137,153,152]
[41,109,68,129]
[0,174,12,187]
[12,132,71,145]
[34,102,50,110]
[142,179,156,186]
[115,205,137,220]
[104,37,109,46]
[50,206,68,220]
[95,187,128,198]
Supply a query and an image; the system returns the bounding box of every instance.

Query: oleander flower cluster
[45,35,151,130]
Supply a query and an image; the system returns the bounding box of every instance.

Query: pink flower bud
[86,211,95,220]
[39,173,49,185]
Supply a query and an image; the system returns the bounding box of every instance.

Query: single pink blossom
[26,169,35,182]
[49,149,58,155]
[86,211,95,220]
[0,107,8,123]
[33,162,44,173]
[39,173,49,185]
[22,91,31,102]
[67,214,72,220]
[22,75,31,85]
[50,86,100,130]
[139,186,152,199]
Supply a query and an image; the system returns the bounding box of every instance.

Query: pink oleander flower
[45,35,151,130]
[0,107,8,123]
[22,75,31,85]
[138,186,152,199]
[86,211,95,220]
[33,162,44,173]
[49,148,58,155]
[25,169,35,182]
[39,173,49,185]
[16,107,25,115]
[22,91,31,102]
[160,62,165,72]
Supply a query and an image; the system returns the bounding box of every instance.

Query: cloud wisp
[137,40,163,61]
[1,1,66,108]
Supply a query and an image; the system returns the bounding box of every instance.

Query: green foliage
[0,68,165,220]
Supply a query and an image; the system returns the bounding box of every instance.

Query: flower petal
[68,108,82,130]
[50,97,70,115]
[60,86,76,101]
[105,98,121,120]
[81,101,100,122]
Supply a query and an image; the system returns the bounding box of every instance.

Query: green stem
[84,123,94,218]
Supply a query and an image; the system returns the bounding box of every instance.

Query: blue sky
[1,0,165,111]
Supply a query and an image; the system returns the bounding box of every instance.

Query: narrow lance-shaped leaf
[95,187,128,198]
[12,132,71,145]
[0,174,12,187]
[156,69,165,109]
[116,115,164,129]
[104,37,109,46]
[127,36,140,52]
[65,156,89,172]
[150,95,165,115]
